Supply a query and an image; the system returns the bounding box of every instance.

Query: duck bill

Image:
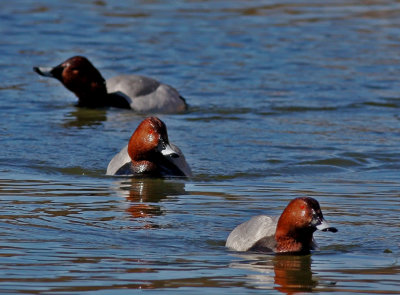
[156,142,187,177]
[315,218,338,233]
[33,66,56,77]
[160,143,179,158]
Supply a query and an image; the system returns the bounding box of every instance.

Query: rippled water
[1,0,399,293]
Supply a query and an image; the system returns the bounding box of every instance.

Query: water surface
[0,0,399,294]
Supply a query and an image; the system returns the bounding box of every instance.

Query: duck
[226,197,337,254]
[33,56,188,113]
[106,116,192,177]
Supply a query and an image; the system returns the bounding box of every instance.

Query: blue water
[0,0,399,293]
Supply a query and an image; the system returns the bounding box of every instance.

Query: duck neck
[275,229,314,254]
[130,160,159,176]
[77,92,131,109]
[75,84,109,108]
[131,156,185,177]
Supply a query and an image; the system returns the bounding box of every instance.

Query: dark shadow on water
[62,108,108,128]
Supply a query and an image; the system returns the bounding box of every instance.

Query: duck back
[226,215,279,252]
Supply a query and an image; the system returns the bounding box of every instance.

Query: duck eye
[157,141,166,151]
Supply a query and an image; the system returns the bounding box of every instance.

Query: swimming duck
[106,116,192,177]
[33,56,187,113]
[226,197,337,254]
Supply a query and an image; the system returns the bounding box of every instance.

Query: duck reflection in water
[229,253,317,293]
[273,254,317,294]
[113,178,186,223]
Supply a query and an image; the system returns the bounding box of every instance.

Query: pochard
[226,197,337,254]
[106,116,192,177]
[33,56,187,113]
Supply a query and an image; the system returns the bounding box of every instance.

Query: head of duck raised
[127,117,185,176]
[274,197,337,254]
